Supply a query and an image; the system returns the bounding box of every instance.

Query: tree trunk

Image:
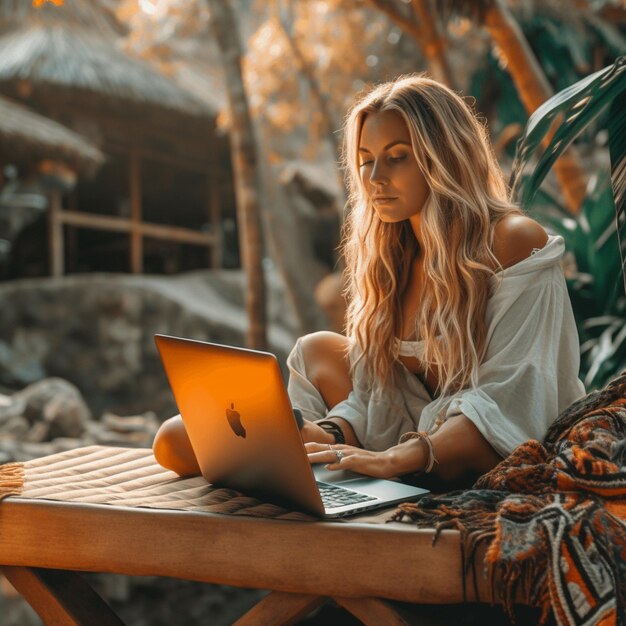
[275,2,348,219]
[208,0,267,349]
[365,0,454,88]
[410,0,455,87]
[484,0,587,214]
[263,182,331,334]
[257,123,330,335]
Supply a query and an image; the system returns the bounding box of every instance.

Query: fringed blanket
[393,371,626,626]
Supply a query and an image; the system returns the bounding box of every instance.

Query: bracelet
[315,419,346,445]
[399,431,438,473]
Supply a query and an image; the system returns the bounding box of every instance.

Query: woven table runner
[0,445,320,521]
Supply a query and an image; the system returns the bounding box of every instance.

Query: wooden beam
[48,190,64,277]
[66,191,79,274]
[207,145,222,268]
[129,148,143,274]
[334,596,410,625]
[1,566,124,626]
[59,211,217,247]
[233,591,325,626]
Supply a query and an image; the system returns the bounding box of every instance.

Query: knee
[299,331,350,381]
[153,415,201,477]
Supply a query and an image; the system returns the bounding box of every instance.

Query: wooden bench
[0,445,495,625]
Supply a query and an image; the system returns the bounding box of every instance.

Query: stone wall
[0,269,298,419]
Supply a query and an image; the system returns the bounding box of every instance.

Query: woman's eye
[359,155,405,168]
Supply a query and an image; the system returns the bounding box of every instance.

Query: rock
[0,394,26,425]
[1,416,29,438]
[51,438,92,453]
[1,440,57,462]
[24,421,49,443]
[43,394,88,439]
[0,270,298,418]
[13,378,91,426]
[0,333,48,387]
[91,428,154,448]
[101,411,159,435]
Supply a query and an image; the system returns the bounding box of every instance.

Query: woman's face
[358,110,430,223]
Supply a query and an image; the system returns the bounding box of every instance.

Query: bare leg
[298,331,352,409]
[290,331,360,446]
[152,414,201,477]
[152,332,353,475]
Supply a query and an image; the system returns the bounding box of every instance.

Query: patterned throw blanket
[393,371,626,626]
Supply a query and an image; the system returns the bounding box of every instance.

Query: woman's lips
[373,197,398,203]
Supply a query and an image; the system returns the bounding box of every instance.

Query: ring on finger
[335,450,344,463]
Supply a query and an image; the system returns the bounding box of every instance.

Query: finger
[324,457,345,470]
[325,453,355,471]
[305,440,344,449]
[304,442,335,453]
[326,450,358,468]
[307,450,340,464]
[326,453,373,473]
[308,448,354,466]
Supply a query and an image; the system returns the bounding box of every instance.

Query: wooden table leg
[1,566,124,626]
[334,596,410,625]
[233,591,326,626]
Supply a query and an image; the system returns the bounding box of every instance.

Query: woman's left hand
[304,442,396,479]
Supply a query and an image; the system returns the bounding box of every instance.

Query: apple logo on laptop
[226,402,246,438]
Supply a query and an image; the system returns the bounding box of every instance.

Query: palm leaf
[608,88,626,290]
[510,55,626,288]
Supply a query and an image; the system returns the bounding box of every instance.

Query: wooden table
[0,446,492,625]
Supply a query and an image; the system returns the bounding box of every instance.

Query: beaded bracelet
[315,419,346,445]
[399,431,438,473]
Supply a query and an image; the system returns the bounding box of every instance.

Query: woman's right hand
[300,420,335,444]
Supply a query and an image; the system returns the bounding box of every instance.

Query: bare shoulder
[492,214,549,270]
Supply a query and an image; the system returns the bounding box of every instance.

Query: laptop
[154,334,429,518]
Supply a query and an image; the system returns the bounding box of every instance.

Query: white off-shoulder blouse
[286,235,586,458]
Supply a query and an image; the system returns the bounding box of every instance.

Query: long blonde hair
[341,74,522,399]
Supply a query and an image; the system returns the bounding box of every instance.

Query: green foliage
[511,57,626,211]
[522,11,625,92]
[510,56,626,389]
[469,53,527,139]
[469,7,626,151]
[531,174,626,388]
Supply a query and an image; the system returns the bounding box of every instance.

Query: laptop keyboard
[317,482,377,509]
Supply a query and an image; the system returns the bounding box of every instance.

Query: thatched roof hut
[0,0,214,118]
[0,0,231,279]
[0,95,103,175]
[0,28,213,118]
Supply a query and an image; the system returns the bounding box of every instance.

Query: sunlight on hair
[341,74,522,404]
[32,0,64,6]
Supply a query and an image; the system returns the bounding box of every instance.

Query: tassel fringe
[0,462,24,502]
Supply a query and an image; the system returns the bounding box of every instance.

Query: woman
[153,74,585,486]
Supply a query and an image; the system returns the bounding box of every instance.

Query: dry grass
[0,94,103,173]
[0,24,213,117]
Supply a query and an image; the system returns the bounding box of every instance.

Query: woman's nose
[369,160,388,185]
